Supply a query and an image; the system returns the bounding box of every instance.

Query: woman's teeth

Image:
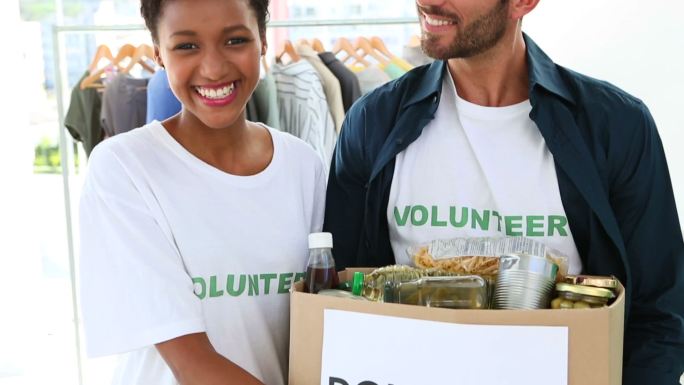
[195,83,235,99]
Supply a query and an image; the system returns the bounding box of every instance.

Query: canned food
[551,282,616,309]
[493,253,558,310]
[562,275,618,290]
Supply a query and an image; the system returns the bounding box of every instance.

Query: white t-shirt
[79,121,326,385]
[388,69,582,274]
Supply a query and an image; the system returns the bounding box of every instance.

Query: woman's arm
[156,333,264,385]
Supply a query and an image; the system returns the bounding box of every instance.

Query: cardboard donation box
[289,269,625,385]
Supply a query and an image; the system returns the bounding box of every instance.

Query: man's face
[416,0,510,60]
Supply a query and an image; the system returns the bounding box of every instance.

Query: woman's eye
[174,43,198,50]
[226,38,249,46]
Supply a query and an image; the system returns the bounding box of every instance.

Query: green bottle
[351,272,365,296]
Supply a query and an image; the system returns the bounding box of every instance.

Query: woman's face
[155,0,265,130]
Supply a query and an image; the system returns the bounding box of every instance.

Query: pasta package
[409,237,569,280]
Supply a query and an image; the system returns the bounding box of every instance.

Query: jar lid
[308,232,333,249]
[555,283,616,299]
[563,275,618,289]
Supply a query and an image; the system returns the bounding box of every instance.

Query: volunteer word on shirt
[79,121,326,385]
[388,68,582,275]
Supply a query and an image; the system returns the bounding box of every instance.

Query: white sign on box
[321,309,568,385]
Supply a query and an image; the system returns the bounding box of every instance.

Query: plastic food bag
[408,236,569,280]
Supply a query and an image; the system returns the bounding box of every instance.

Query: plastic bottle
[304,232,339,294]
[351,271,365,296]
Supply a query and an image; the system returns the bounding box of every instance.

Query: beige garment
[296,43,344,133]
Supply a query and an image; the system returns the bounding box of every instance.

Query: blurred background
[0,0,681,384]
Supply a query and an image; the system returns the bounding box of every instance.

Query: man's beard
[419,0,509,60]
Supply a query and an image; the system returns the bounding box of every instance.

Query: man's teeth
[195,83,235,99]
[425,15,455,26]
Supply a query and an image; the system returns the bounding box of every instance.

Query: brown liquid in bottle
[304,265,340,294]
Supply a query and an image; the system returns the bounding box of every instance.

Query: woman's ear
[261,36,268,56]
[154,45,165,68]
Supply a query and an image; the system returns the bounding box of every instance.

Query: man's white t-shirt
[79,121,326,385]
[388,69,583,274]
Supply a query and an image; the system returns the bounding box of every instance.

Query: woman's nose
[199,47,229,81]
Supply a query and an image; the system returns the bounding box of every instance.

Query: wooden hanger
[297,38,325,53]
[370,36,395,61]
[87,45,116,73]
[276,40,300,64]
[80,44,137,89]
[353,37,389,66]
[333,37,370,67]
[408,34,421,48]
[311,38,325,53]
[121,44,156,74]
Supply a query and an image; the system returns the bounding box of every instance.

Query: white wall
[524,1,684,229]
[0,0,43,379]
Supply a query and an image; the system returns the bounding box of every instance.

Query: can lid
[555,282,616,299]
[352,272,365,296]
[308,232,333,249]
[563,275,618,289]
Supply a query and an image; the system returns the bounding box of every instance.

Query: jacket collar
[524,33,575,106]
[403,33,576,108]
[403,60,445,108]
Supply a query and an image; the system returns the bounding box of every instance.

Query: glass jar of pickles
[551,282,616,309]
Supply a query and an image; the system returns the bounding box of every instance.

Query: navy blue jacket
[324,34,684,384]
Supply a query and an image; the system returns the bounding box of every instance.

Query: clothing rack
[52,16,418,385]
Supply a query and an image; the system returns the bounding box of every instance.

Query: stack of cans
[493,253,558,310]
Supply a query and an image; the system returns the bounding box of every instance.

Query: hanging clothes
[251,73,280,129]
[402,44,434,67]
[388,56,414,72]
[101,74,149,137]
[272,60,337,174]
[146,69,181,123]
[296,44,345,133]
[381,61,407,80]
[64,71,104,157]
[318,51,361,113]
[351,65,392,95]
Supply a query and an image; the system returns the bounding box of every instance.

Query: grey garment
[296,44,344,133]
[271,60,337,175]
[318,51,362,113]
[101,74,149,137]
[251,74,280,129]
[402,45,434,67]
[356,66,392,95]
[64,71,104,157]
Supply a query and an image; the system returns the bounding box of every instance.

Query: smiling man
[323,0,684,383]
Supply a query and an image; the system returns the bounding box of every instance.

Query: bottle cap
[352,272,365,296]
[308,232,333,249]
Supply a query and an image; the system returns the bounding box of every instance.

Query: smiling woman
[146,0,270,175]
[76,1,327,385]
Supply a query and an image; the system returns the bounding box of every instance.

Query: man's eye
[174,43,198,50]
